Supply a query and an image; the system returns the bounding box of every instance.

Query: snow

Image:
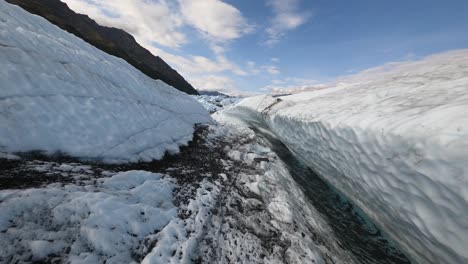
[3,122,341,263]
[0,1,211,163]
[142,179,220,264]
[0,131,228,264]
[192,94,241,113]
[29,240,68,260]
[0,170,178,263]
[0,151,20,160]
[223,49,468,264]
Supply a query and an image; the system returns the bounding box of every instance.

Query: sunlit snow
[0,1,212,163]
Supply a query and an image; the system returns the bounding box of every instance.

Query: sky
[61,0,468,95]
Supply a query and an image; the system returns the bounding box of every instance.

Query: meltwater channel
[250,125,411,264]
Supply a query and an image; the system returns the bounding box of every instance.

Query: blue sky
[63,0,468,95]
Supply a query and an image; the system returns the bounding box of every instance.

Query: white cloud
[178,0,253,42]
[62,0,186,48]
[261,65,280,75]
[210,45,226,55]
[246,61,281,75]
[63,0,251,79]
[146,46,246,77]
[61,0,286,94]
[145,46,250,95]
[247,61,261,75]
[191,74,260,96]
[63,0,253,47]
[190,75,236,92]
[265,0,310,46]
[262,77,321,94]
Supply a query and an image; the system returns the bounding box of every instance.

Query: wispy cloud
[265,0,311,46]
[191,76,261,96]
[261,65,280,75]
[246,61,281,75]
[190,75,238,93]
[262,77,322,94]
[61,0,305,94]
[63,0,254,47]
[178,0,254,42]
[62,0,255,94]
[146,46,246,77]
[62,0,186,48]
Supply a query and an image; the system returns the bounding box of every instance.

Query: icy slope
[0,1,211,162]
[224,50,468,264]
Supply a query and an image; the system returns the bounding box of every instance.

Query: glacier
[0,1,211,163]
[192,94,241,114]
[222,50,468,264]
[2,0,468,262]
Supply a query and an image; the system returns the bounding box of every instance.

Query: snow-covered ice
[0,132,227,263]
[141,179,220,264]
[223,50,468,264]
[0,1,211,163]
[0,152,20,160]
[0,170,178,263]
[193,94,241,114]
[1,123,352,264]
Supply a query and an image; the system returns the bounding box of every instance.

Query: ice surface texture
[0,2,211,162]
[225,50,468,264]
[0,170,180,263]
[193,94,241,113]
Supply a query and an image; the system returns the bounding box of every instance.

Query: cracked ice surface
[224,50,468,264]
[0,1,211,162]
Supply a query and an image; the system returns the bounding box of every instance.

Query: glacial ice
[0,1,211,162]
[224,50,468,264]
[192,94,241,113]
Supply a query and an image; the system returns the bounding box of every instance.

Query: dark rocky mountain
[6,0,199,95]
[198,91,231,97]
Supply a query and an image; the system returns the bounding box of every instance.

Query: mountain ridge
[5,0,199,95]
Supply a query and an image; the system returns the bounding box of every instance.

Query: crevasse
[224,50,468,264]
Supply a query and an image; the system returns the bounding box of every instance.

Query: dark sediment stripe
[251,126,411,264]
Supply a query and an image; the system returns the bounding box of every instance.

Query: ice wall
[0,2,211,162]
[225,50,468,264]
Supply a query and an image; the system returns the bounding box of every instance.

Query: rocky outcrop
[5,0,199,95]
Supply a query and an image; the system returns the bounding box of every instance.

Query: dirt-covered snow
[0,123,362,264]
